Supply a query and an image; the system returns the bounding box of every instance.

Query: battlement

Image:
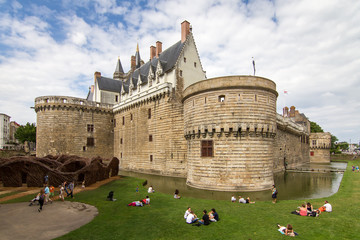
[276,114,308,136]
[35,96,113,113]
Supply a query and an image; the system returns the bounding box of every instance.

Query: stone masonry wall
[183,76,278,191]
[114,90,187,177]
[35,96,114,159]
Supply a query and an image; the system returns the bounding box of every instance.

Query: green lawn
[2,159,360,239]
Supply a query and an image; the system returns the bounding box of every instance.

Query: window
[149,135,153,142]
[113,119,116,127]
[179,70,182,77]
[122,116,125,125]
[121,152,122,158]
[201,140,213,157]
[184,57,186,63]
[194,62,197,67]
[204,97,206,104]
[218,95,225,102]
[87,124,94,132]
[87,137,94,147]
[148,108,151,119]
[115,95,118,102]
[120,138,123,144]
[312,140,317,146]
[150,155,153,162]
[131,113,133,121]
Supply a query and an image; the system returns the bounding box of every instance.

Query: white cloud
[0,0,359,143]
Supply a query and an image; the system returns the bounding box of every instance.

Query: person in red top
[49,185,55,201]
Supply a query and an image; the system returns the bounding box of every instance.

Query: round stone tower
[183,76,278,191]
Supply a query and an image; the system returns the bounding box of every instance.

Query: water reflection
[120,162,347,201]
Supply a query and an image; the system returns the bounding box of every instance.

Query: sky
[0,0,359,143]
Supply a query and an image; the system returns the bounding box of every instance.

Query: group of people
[352,165,359,172]
[184,207,219,226]
[28,180,78,212]
[294,200,332,217]
[231,195,255,204]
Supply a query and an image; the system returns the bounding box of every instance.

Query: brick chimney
[131,55,136,71]
[94,72,101,82]
[289,106,296,117]
[91,85,94,93]
[150,46,156,60]
[156,41,162,58]
[181,20,190,43]
[283,107,289,117]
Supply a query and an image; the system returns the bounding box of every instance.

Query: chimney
[181,20,190,43]
[289,106,296,117]
[283,107,289,117]
[91,85,94,93]
[156,41,162,58]
[131,55,136,71]
[150,46,156,60]
[94,72,101,82]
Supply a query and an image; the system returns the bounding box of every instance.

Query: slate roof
[115,58,124,74]
[86,90,94,101]
[97,76,122,93]
[124,40,185,93]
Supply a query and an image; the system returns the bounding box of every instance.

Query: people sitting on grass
[246,197,255,204]
[318,200,332,213]
[186,211,198,224]
[306,202,313,214]
[128,200,144,207]
[277,223,298,236]
[184,207,191,219]
[296,204,308,216]
[174,189,181,199]
[209,208,219,222]
[197,210,210,225]
[148,185,155,193]
[231,195,236,202]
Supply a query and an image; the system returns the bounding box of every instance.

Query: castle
[34,21,330,191]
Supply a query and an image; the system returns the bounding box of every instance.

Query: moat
[120,162,347,201]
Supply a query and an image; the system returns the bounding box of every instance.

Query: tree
[330,135,339,153]
[310,121,324,133]
[14,123,36,143]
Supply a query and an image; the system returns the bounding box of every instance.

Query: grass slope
[2,160,360,240]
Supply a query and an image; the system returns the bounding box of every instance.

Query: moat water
[120,162,347,201]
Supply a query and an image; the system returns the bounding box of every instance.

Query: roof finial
[252,57,256,76]
[136,42,139,52]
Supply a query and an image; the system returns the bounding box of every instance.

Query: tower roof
[114,56,124,74]
[135,43,141,69]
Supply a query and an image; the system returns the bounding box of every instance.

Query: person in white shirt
[323,200,332,212]
[186,211,198,224]
[231,195,236,202]
[148,186,155,193]
[184,207,191,219]
[238,196,246,204]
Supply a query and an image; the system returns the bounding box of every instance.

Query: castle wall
[113,79,187,177]
[35,96,114,158]
[183,76,278,191]
[309,132,331,162]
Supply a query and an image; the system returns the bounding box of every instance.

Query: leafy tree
[310,121,324,133]
[330,135,339,153]
[14,123,36,143]
[337,142,349,151]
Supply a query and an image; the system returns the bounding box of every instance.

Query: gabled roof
[122,40,185,93]
[86,90,94,101]
[97,76,122,93]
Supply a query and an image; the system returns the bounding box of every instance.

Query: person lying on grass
[128,200,143,207]
[277,224,298,237]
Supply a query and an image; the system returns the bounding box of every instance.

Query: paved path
[0,176,121,240]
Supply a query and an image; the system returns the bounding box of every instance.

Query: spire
[113,56,124,80]
[135,43,141,69]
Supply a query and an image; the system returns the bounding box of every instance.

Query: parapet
[35,96,113,113]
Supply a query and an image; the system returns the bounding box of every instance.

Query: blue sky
[0,0,359,143]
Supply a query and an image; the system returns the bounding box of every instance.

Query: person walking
[67,181,74,198]
[38,189,45,212]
